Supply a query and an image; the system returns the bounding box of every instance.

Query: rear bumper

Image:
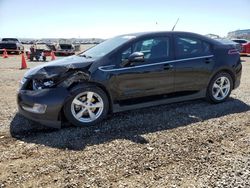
[17,87,70,128]
[240,53,250,56]
[234,65,242,89]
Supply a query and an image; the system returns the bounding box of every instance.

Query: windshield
[79,35,136,58]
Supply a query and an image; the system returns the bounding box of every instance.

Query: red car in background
[232,39,250,56]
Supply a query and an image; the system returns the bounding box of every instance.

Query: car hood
[24,55,94,79]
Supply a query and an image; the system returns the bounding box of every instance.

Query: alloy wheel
[71,91,104,123]
[212,76,231,101]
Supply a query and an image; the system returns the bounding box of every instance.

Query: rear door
[173,34,215,93]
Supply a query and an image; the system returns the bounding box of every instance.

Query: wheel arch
[66,81,113,114]
[208,68,236,89]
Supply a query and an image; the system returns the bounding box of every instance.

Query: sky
[0,0,249,39]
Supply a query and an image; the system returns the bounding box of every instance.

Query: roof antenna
[172,18,179,31]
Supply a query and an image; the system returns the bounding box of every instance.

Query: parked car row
[0,38,78,56]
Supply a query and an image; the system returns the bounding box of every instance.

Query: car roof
[118,31,221,45]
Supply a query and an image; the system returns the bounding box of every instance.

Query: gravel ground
[0,53,249,188]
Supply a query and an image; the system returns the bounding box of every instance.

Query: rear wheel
[64,86,109,126]
[206,72,233,103]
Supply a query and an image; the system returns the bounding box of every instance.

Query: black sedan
[18,31,242,128]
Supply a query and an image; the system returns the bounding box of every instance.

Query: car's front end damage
[17,56,93,128]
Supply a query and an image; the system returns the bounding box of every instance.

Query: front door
[109,35,175,101]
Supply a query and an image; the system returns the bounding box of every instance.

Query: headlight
[43,80,54,87]
[20,77,27,85]
[33,79,55,90]
[19,77,27,89]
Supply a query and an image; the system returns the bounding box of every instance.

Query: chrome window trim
[98,55,214,72]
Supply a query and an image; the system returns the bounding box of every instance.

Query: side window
[176,36,211,58]
[121,47,132,62]
[121,37,170,65]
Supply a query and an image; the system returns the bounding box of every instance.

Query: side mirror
[128,52,144,62]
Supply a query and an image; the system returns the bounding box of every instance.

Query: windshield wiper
[79,54,92,58]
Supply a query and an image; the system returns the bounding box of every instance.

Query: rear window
[175,36,211,58]
[216,39,237,45]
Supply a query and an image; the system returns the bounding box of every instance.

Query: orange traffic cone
[51,51,56,61]
[20,53,27,69]
[2,49,8,58]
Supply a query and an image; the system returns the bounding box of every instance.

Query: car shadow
[10,98,250,150]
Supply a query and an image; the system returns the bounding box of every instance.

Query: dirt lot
[0,52,249,187]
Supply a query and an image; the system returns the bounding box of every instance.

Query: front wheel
[64,86,109,127]
[206,72,233,103]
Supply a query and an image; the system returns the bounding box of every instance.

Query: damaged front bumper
[17,87,70,128]
[17,56,93,128]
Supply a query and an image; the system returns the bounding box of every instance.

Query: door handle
[163,64,173,70]
[205,58,213,64]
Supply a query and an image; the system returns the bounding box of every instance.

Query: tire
[206,72,233,103]
[64,85,109,127]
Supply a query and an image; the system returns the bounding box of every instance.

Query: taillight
[228,49,239,55]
